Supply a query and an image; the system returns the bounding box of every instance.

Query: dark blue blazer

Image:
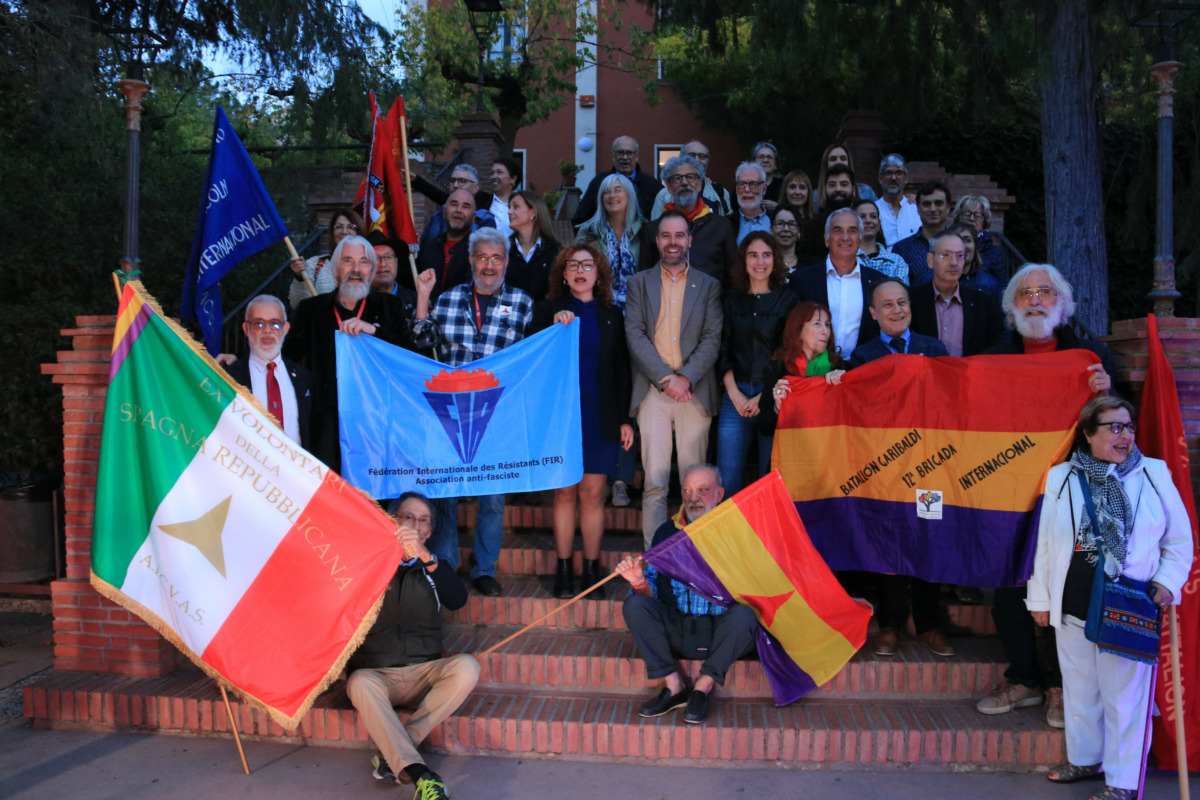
[226,356,313,449]
[787,260,887,352]
[849,331,949,368]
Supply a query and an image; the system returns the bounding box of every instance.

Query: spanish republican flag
[1141,315,1200,770]
[774,351,1097,588]
[355,92,419,244]
[642,472,872,706]
[92,281,402,728]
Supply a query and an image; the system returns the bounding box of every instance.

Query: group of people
[218,135,1191,800]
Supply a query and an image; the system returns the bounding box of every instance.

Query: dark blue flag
[181,107,288,354]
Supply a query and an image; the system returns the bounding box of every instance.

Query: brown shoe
[1045,687,1065,728]
[873,628,899,656]
[976,681,1044,715]
[915,630,956,657]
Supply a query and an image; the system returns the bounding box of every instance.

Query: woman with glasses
[854,198,909,284]
[505,190,560,302]
[954,195,1007,285]
[1028,396,1191,800]
[287,207,365,309]
[717,232,797,495]
[532,244,633,598]
[769,204,804,275]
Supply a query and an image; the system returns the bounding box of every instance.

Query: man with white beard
[227,295,312,449]
[974,262,1113,731]
[639,154,736,286]
[285,235,423,473]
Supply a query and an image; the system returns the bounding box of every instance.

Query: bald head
[445,189,477,238]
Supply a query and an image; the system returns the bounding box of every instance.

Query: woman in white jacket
[1027,396,1193,800]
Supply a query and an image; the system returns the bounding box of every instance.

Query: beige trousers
[345,653,480,773]
[637,385,711,547]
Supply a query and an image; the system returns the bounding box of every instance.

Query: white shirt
[490,195,512,239]
[248,353,301,444]
[825,256,863,359]
[875,196,921,245]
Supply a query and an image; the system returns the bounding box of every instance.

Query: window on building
[655,145,681,181]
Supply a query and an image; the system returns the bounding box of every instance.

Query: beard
[825,194,854,211]
[671,186,699,208]
[338,278,370,303]
[1014,307,1063,340]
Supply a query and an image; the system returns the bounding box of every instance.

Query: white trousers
[1057,617,1154,790]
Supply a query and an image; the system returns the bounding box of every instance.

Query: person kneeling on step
[614,463,759,725]
[345,492,480,800]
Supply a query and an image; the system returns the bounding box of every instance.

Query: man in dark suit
[788,208,885,361]
[624,210,723,547]
[849,279,950,367]
[227,294,313,449]
[909,231,1004,357]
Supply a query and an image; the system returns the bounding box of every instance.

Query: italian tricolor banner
[92,281,403,728]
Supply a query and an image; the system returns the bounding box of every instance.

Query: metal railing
[431,149,466,191]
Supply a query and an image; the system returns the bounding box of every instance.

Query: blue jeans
[716,382,773,496]
[428,494,505,578]
[613,424,638,483]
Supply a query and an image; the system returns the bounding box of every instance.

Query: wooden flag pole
[1170,605,1190,800]
[478,570,624,658]
[397,113,420,291]
[218,682,251,775]
[284,236,318,297]
[111,271,123,303]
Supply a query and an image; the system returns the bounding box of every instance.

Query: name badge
[497,305,514,316]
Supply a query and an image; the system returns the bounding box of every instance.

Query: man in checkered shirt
[413,227,533,597]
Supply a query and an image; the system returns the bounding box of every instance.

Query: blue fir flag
[336,322,583,498]
[181,106,288,355]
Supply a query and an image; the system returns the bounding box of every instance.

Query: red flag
[354,93,418,244]
[1142,314,1200,769]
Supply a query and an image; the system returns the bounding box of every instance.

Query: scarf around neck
[1069,444,1143,576]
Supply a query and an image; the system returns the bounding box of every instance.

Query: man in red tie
[227,294,312,449]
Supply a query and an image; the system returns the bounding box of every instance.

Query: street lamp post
[464,0,504,115]
[1126,3,1200,317]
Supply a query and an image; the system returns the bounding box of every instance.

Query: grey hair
[927,229,966,252]
[682,462,722,488]
[954,194,993,229]
[824,208,862,238]
[469,226,510,259]
[586,173,642,229]
[612,135,640,152]
[331,235,378,274]
[1002,263,1077,328]
[736,161,767,183]
[878,153,907,173]
[245,294,287,321]
[752,141,778,160]
[451,163,480,183]
[662,153,706,182]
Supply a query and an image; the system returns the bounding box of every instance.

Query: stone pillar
[836,110,888,187]
[1103,316,1200,509]
[40,315,177,677]
[453,114,504,191]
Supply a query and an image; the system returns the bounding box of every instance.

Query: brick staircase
[24,497,1063,770]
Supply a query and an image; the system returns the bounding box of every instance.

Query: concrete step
[446,626,1010,700]
[449,576,998,636]
[456,498,643,534]
[22,671,1063,770]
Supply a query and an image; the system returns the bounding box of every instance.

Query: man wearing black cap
[367,231,418,308]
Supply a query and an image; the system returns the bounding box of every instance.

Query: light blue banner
[336,322,582,499]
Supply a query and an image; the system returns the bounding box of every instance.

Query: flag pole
[478,570,624,657]
[283,236,318,297]
[1171,605,1190,800]
[397,112,420,291]
[218,682,251,775]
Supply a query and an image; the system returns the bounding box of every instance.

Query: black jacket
[226,356,313,450]
[413,232,473,299]
[506,236,561,303]
[347,559,468,670]
[909,282,1005,357]
[718,287,799,383]
[786,260,886,353]
[532,297,633,442]
[983,324,1117,377]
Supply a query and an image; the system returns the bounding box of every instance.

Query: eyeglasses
[449,177,475,187]
[959,210,984,220]
[1097,421,1136,436]
[398,512,433,529]
[1015,287,1058,302]
[378,254,398,263]
[565,259,596,272]
[881,169,906,178]
[735,180,765,191]
[667,172,701,185]
[246,319,286,331]
[934,252,966,263]
[333,223,358,233]
[474,254,506,266]
[612,149,637,157]
[772,220,799,230]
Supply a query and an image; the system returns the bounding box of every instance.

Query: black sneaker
[413,775,451,800]
[638,686,690,717]
[683,690,709,724]
[371,753,399,784]
[472,575,502,596]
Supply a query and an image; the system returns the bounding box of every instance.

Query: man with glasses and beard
[639,154,736,285]
[974,263,1113,731]
[227,294,312,449]
[650,140,733,218]
[284,235,423,473]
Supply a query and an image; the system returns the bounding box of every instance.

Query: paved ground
[2,606,1199,799]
